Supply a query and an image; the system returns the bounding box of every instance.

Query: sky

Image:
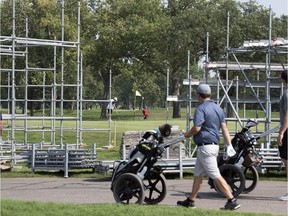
[238,0,288,17]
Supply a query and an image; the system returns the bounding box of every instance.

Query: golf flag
[135,90,141,97]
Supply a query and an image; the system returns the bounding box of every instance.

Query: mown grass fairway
[1,107,280,156]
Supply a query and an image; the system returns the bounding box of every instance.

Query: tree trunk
[172,102,181,118]
[100,79,110,119]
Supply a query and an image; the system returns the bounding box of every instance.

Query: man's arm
[277,110,288,146]
[183,125,201,138]
[221,122,232,145]
[221,122,236,159]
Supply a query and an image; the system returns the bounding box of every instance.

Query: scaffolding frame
[204,9,287,148]
[0,0,113,165]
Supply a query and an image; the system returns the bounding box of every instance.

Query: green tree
[84,0,169,118]
[1,0,287,118]
[0,0,82,115]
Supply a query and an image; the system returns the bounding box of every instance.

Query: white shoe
[278,193,288,201]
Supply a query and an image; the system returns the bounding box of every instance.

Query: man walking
[177,84,240,210]
[277,70,288,201]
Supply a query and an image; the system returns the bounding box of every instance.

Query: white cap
[114,97,118,102]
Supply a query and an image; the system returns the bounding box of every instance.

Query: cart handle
[159,135,186,149]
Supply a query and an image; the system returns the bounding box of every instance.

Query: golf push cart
[208,118,263,197]
[110,124,185,204]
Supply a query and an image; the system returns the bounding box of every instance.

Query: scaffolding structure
[0,0,113,166]
[204,11,287,148]
[160,9,287,156]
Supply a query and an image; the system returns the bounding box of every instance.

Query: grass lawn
[1,107,279,150]
[1,200,280,216]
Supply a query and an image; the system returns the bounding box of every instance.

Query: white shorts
[194,145,221,179]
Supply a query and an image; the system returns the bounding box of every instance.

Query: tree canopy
[1,0,287,117]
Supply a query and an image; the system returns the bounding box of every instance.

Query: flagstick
[134,93,136,120]
[134,91,142,120]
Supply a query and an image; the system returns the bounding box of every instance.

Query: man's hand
[223,144,236,160]
[277,133,283,146]
[226,144,236,157]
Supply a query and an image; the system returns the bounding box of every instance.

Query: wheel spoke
[232,177,241,183]
[132,192,140,199]
[231,183,239,191]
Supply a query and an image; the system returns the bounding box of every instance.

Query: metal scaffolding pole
[225,12,230,117]
[24,17,28,147]
[11,0,16,162]
[186,50,191,157]
[76,1,81,149]
[0,0,112,165]
[264,8,273,148]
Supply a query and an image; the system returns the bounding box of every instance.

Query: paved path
[1,178,287,215]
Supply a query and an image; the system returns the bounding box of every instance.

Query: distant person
[107,97,117,116]
[0,113,2,141]
[277,70,288,201]
[142,107,149,120]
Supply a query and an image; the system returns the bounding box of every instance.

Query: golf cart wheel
[144,173,167,204]
[242,166,259,193]
[113,173,145,204]
[213,164,245,197]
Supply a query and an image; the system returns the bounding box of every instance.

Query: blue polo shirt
[193,100,226,145]
[280,89,288,126]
